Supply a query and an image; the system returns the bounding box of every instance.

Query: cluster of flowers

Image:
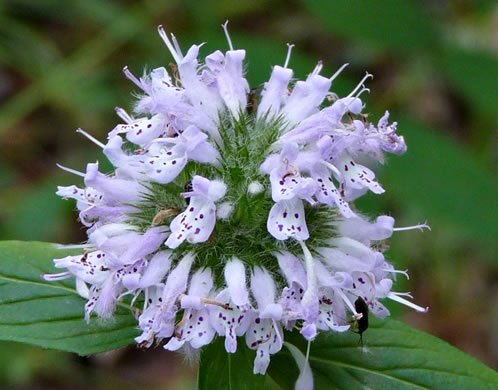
[44,23,428,383]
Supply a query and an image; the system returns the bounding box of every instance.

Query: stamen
[56,163,85,178]
[170,33,184,60]
[221,20,234,51]
[179,191,195,199]
[393,222,431,232]
[148,136,180,145]
[41,272,72,281]
[53,243,92,249]
[157,25,182,64]
[117,290,134,301]
[323,161,343,181]
[130,291,141,308]
[200,297,232,310]
[76,129,105,149]
[305,339,311,367]
[347,72,373,98]
[122,66,144,90]
[283,43,295,69]
[393,291,414,298]
[298,240,317,304]
[143,288,150,310]
[388,292,428,313]
[335,287,358,314]
[330,63,349,82]
[175,313,188,336]
[115,107,133,123]
[311,60,323,76]
[383,268,410,280]
[355,87,370,99]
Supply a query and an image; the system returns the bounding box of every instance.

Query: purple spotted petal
[267,198,309,241]
[165,196,216,249]
[311,164,355,218]
[338,154,385,200]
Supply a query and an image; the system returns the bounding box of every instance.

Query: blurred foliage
[0,0,497,388]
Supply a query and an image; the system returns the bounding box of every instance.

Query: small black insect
[184,180,193,205]
[352,296,369,347]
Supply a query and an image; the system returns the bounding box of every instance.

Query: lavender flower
[44,22,430,389]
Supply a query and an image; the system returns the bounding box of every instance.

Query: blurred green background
[0,0,497,388]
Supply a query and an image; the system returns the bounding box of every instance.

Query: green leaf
[441,47,498,119]
[198,336,266,390]
[269,318,498,390]
[380,116,498,254]
[0,241,138,355]
[301,0,437,54]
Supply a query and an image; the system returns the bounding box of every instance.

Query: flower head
[45,22,429,388]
